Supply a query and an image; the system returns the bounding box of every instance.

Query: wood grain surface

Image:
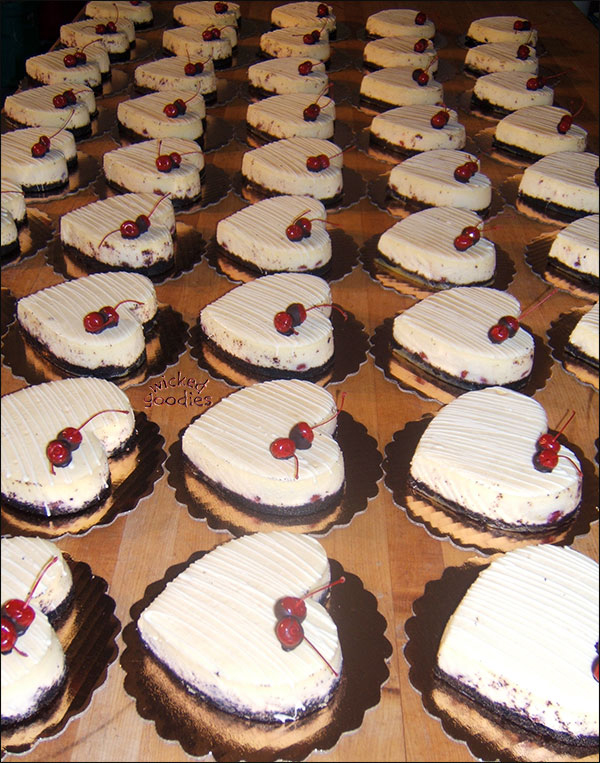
[1,2,598,761]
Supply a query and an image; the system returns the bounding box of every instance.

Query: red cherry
[453,164,472,183]
[63,89,77,105]
[311,29,321,41]
[286,302,307,326]
[412,68,424,82]
[57,426,82,449]
[211,27,221,39]
[100,305,120,326]
[174,98,187,114]
[63,53,77,67]
[31,142,47,157]
[415,11,427,25]
[83,311,106,333]
[106,20,117,32]
[120,219,140,238]
[533,449,559,472]
[499,315,519,337]
[184,62,197,76]
[195,61,204,73]
[416,71,429,86]
[169,151,182,167]
[289,421,314,449]
[453,233,472,251]
[298,60,313,75]
[317,3,329,18]
[136,214,150,233]
[303,103,320,121]
[214,1,228,12]
[74,50,87,64]
[275,596,307,621]
[306,155,322,172]
[156,154,173,172]
[274,311,294,335]
[317,153,330,169]
[488,323,509,343]
[537,433,560,452]
[298,217,312,237]
[95,23,107,33]
[557,115,572,134]
[413,38,428,53]
[303,32,315,44]
[526,77,541,90]
[464,160,478,175]
[46,439,72,467]
[164,102,179,118]
[276,615,304,650]
[2,599,35,632]
[39,135,51,147]
[286,223,303,241]
[1,617,17,654]
[202,29,213,41]
[430,110,449,129]
[514,19,531,31]
[517,44,530,60]
[53,93,68,109]
[462,225,481,243]
[270,437,296,459]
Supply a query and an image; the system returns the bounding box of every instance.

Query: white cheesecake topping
[518,151,599,213]
[134,56,216,96]
[360,66,443,108]
[247,91,335,141]
[548,214,599,277]
[473,70,553,112]
[568,301,599,362]
[495,104,587,155]
[248,56,328,96]
[466,16,539,46]
[366,9,435,40]
[260,26,331,63]
[371,105,466,152]
[465,42,538,75]
[363,35,437,71]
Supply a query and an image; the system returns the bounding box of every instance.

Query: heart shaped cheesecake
[199,272,335,380]
[1,377,135,515]
[216,195,331,274]
[247,57,328,99]
[392,286,534,389]
[409,386,582,531]
[3,84,96,140]
[182,379,344,515]
[103,138,204,208]
[246,91,335,143]
[16,271,158,378]
[117,90,206,144]
[137,531,342,721]
[436,544,598,744]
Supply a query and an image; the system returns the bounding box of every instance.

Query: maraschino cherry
[45,409,129,472]
[305,144,348,172]
[63,39,100,68]
[289,391,345,450]
[317,3,329,18]
[1,556,59,655]
[415,11,427,25]
[298,60,313,76]
[274,576,345,674]
[453,222,483,251]
[412,55,437,87]
[285,208,338,242]
[487,287,557,344]
[430,105,450,129]
[516,43,531,60]
[201,23,235,41]
[154,139,202,173]
[30,110,75,158]
[302,24,325,44]
[214,1,228,13]
[302,83,332,122]
[273,301,347,336]
[532,409,581,474]
[556,100,584,134]
[97,193,171,251]
[453,159,479,183]
[82,299,145,336]
[163,85,201,118]
[513,19,531,31]
[52,88,82,109]
[413,38,429,53]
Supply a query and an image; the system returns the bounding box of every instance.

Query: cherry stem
[303,633,338,676]
[292,453,299,480]
[148,192,171,218]
[293,208,312,223]
[424,55,438,74]
[112,1,120,22]
[568,98,585,118]
[13,645,29,658]
[75,408,129,434]
[301,575,345,601]
[544,69,572,81]
[550,409,576,444]
[518,287,558,321]
[306,303,347,321]
[24,556,58,607]
[49,108,75,138]
[184,83,202,104]
[113,299,144,310]
[315,82,333,106]
[312,391,346,430]
[559,454,582,476]
[328,145,353,160]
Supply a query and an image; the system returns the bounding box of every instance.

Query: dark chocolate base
[62,242,175,277]
[492,137,544,162]
[1,239,20,260]
[241,176,344,209]
[387,188,491,218]
[369,133,422,159]
[546,257,600,289]
[434,667,599,749]
[184,456,344,518]
[377,250,492,288]
[19,178,70,198]
[5,112,92,141]
[0,667,68,730]
[469,92,513,118]
[359,93,400,113]
[408,476,579,534]
[565,342,600,371]
[517,192,594,224]
[217,243,331,278]
[2,480,113,518]
[392,341,530,392]
[19,324,147,380]
[200,327,334,382]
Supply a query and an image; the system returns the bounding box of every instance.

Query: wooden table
[2,2,598,761]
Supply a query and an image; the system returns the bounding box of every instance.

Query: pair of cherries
[303,28,323,45]
[285,216,313,241]
[163,86,201,118]
[274,577,345,667]
[306,144,345,172]
[303,83,331,122]
[95,21,118,34]
[532,410,578,473]
[156,151,182,171]
[1,557,59,656]
[45,408,128,471]
[516,44,531,60]
[413,38,429,53]
[273,300,345,337]
[430,108,449,129]
[453,224,481,251]
[202,26,224,41]
[453,160,479,183]
[489,286,557,345]
[412,55,437,87]
[63,50,88,67]
[298,60,314,76]
[97,193,170,250]
[52,89,78,109]
[214,1,228,12]
[31,110,74,157]
[184,61,206,76]
[82,299,144,335]
[513,19,531,31]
